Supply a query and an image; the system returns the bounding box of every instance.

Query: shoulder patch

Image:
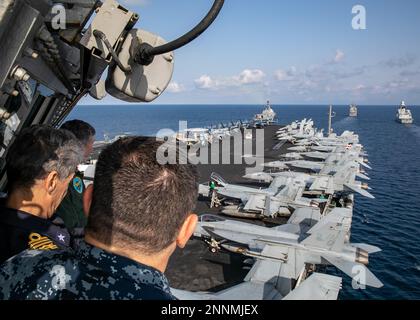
[73,177,84,194]
[28,233,58,250]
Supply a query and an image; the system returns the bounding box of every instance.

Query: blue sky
[81,0,420,105]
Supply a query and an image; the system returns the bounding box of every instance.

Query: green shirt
[55,172,87,232]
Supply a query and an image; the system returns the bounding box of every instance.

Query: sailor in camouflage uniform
[0,126,83,263]
[0,137,199,300]
[0,242,174,300]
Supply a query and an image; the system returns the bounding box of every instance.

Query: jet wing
[243,194,266,212]
[303,151,329,160]
[309,176,334,193]
[243,193,282,216]
[273,207,322,235]
[288,161,323,171]
[283,273,342,300]
[213,280,283,300]
[289,207,322,223]
[302,208,352,251]
[344,183,375,199]
[255,245,306,280]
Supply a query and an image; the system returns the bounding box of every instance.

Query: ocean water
[68,104,420,300]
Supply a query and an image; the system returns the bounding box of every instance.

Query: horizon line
[77,103,419,107]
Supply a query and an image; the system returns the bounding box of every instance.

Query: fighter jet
[244,161,374,199]
[194,209,383,289]
[287,131,360,151]
[221,177,325,218]
[276,119,324,143]
[199,173,323,217]
[264,149,371,173]
[172,209,343,300]
[198,172,286,201]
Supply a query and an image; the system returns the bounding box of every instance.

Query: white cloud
[195,69,266,90]
[194,75,219,89]
[234,69,266,84]
[334,49,345,63]
[166,82,186,93]
[275,66,298,81]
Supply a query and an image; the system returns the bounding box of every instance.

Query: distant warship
[396,101,413,124]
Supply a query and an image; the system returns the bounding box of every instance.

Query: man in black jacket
[0,125,83,263]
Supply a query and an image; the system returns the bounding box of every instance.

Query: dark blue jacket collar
[0,206,70,247]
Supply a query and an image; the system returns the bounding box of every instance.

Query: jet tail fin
[323,256,383,288]
[263,194,272,217]
[358,160,372,169]
[356,172,370,180]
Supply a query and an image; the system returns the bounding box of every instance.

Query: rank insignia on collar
[58,233,66,243]
[28,233,58,250]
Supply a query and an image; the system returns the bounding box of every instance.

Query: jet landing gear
[205,238,223,253]
[210,190,222,208]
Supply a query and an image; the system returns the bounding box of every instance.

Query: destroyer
[396,101,414,124]
[349,104,358,117]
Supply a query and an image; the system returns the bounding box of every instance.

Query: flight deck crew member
[0,138,199,300]
[0,126,84,264]
[54,120,95,246]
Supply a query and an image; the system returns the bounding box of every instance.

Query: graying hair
[42,139,84,180]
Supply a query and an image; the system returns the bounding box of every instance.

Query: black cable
[37,26,76,95]
[136,0,225,65]
[93,30,132,73]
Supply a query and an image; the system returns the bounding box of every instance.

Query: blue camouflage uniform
[0,241,176,300]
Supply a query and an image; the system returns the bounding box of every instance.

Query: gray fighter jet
[171,209,343,300]
[199,173,323,217]
[264,149,370,172]
[198,172,286,201]
[244,161,374,199]
[194,209,383,288]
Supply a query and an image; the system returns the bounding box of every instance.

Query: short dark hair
[6,125,83,191]
[60,120,96,145]
[86,137,198,254]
